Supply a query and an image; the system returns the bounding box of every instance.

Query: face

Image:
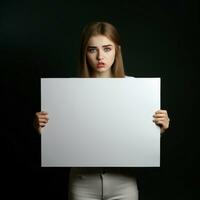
[86,35,116,77]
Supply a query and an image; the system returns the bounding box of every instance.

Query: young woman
[34,21,170,200]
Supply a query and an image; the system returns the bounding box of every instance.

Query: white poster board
[41,78,160,167]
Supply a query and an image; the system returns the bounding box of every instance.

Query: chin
[96,67,109,72]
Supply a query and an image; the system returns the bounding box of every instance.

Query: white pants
[68,168,138,200]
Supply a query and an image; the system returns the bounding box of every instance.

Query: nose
[97,50,104,60]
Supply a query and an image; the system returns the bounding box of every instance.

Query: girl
[34,21,170,200]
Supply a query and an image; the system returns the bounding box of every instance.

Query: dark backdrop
[1,0,199,200]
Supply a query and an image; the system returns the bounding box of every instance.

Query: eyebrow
[87,44,113,48]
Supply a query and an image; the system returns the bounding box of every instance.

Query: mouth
[97,62,105,68]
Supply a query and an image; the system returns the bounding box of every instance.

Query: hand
[153,110,170,134]
[33,111,49,134]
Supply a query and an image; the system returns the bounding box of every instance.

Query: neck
[94,70,113,78]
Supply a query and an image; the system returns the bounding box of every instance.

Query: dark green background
[1,0,199,199]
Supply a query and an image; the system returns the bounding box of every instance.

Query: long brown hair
[79,21,125,77]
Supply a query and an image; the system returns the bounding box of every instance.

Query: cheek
[87,53,94,63]
[107,51,116,64]
[86,53,96,67]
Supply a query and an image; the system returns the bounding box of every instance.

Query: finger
[154,117,169,123]
[155,110,167,114]
[39,119,48,123]
[154,119,169,129]
[36,112,48,116]
[154,112,169,122]
[39,123,46,127]
[156,120,164,125]
[153,118,165,124]
[41,111,48,114]
[153,113,166,118]
[39,115,49,120]
[154,120,165,127]
[154,116,170,124]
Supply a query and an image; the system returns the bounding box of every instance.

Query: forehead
[87,35,115,46]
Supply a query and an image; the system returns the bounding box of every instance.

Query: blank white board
[41,77,160,167]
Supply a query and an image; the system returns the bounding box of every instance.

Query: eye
[87,48,97,53]
[104,47,111,52]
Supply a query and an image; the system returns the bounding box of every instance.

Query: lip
[97,62,105,68]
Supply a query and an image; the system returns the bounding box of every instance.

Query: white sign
[41,78,160,167]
